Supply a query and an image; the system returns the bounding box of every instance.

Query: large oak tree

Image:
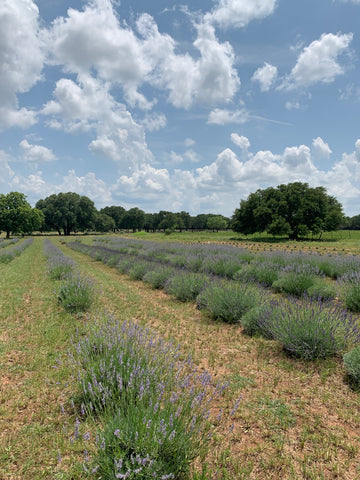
[36,192,97,235]
[0,192,44,238]
[232,182,344,240]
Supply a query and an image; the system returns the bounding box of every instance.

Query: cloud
[0,150,15,188]
[141,113,167,132]
[0,0,44,129]
[42,75,153,167]
[10,169,112,207]
[280,32,353,91]
[208,108,249,125]
[115,164,171,202]
[312,137,332,158]
[20,139,56,164]
[204,0,278,29]
[285,100,301,110]
[45,2,239,110]
[252,62,278,92]
[149,21,240,108]
[231,134,250,150]
[185,138,195,147]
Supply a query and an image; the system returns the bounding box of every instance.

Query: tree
[100,206,126,231]
[0,192,44,238]
[121,207,145,232]
[94,212,116,232]
[36,192,97,235]
[232,182,344,240]
[206,215,228,232]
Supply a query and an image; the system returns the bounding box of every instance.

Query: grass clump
[259,298,360,360]
[343,346,360,386]
[57,273,97,313]
[196,281,263,323]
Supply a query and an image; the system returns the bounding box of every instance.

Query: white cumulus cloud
[312,137,332,158]
[252,62,278,92]
[231,134,250,150]
[0,0,44,129]
[204,0,278,29]
[280,32,353,91]
[20,139,56,164]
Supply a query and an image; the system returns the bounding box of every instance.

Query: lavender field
[1,235,360,480]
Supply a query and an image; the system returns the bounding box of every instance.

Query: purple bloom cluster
[68,316,230,479]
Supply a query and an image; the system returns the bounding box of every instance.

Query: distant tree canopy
[232,182,344,240]
[3,190,232,236]
[36,192,97,235]
[0,192,44,238]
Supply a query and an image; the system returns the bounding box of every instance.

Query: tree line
[0,183,353,239]
[0,191,230,237]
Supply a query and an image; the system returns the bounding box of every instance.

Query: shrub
[57,273,97,313]
[273,263,320,297]
[338,271,360,313]
[343,346,360,385]
[306,280,337,301]
[259,299,360,360]
[164,271,208,302]
[200,255,244,278]
[70,318,229,480]
[47,255,76,280]
[143,266,175,289]
[234,261,280,287]
[127,260,153,281]
[196,281,262,323]
[240,303,276,338]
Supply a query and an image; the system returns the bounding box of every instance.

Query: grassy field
[1,235,360,479]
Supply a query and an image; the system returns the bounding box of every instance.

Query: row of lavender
[0,237,19,248]
[43,239,235,478]
[67,240,360,375]
[88,236,360,312]
[0,237,33,264]
[43,239,96,313]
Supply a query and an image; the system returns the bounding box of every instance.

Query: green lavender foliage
[343,346,360,385]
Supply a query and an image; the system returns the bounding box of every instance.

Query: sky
[1,0,360,217]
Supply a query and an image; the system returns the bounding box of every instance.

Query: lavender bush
[127,260,154,281]
[338,271,360,313]
[164,271,209,302]
[343,346,360,386]
[57,273,97,313]
[272,263,321,297]
[196,281,263,324]
[143,265,175,289]
[259,298,360,360]
[70,317,229,479]
[43,239,76,279]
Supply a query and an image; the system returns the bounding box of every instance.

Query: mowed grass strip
[59,238,360,480]
[0,238,87,480]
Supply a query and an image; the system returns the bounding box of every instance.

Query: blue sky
[1,0,360,217]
